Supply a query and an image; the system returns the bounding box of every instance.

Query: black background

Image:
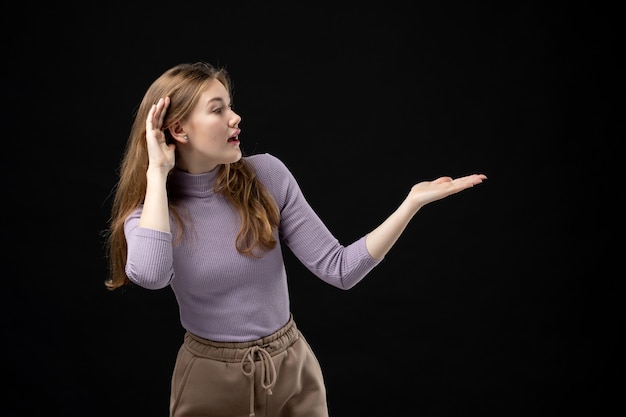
[3,2,621,416]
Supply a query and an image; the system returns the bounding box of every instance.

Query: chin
[229,150,243,163]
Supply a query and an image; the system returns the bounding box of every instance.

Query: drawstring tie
[241,345,277,417]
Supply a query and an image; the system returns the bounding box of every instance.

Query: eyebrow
[204,97,228,106]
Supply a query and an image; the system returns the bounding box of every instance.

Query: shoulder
[243,153,291,176]
[242,153,299,205]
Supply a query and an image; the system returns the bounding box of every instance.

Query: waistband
[183,315,299,362]
[183,316,299,417]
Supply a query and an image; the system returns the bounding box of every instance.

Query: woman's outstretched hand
[407,174,487,210]
[145,97,175,173]
[365,173,487,260]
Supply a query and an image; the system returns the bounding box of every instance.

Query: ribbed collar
[168,166,222,198]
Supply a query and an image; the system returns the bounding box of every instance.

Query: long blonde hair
[104,62,280,290]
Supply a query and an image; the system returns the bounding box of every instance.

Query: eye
[211,103,233,114]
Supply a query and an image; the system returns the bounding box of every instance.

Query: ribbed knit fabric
[124,153,381,342]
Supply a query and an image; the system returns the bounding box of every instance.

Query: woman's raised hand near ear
[139,97,175,232]
[146,97,175,173]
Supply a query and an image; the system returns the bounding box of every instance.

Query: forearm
[365,198,420,260]
[138,169,171,232]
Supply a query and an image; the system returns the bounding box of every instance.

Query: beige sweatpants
[169,316,329,417]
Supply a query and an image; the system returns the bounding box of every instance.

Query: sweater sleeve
[253,153,381,289]
[124,207,175,290]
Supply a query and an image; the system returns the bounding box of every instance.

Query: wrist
[146,165,170,181]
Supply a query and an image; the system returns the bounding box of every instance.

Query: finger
[454,174,486,188]
[465,173,487,183]
[146,103,157,131]
[155,97,169,128]
[151,98,165,129]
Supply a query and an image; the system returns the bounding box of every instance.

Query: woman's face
[178,78,242,173]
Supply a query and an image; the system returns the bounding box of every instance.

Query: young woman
[104,61,487,417]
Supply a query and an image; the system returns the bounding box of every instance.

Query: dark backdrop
[3,2,620,416]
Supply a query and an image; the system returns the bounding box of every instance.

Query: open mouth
[228,129,241,143]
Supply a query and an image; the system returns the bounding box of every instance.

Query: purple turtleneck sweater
[124,153,381,342]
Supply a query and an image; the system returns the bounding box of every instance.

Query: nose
[230,109,242,127]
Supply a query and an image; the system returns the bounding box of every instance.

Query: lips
[228,128,241,142]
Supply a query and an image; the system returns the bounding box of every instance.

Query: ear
[168,122,189,144]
